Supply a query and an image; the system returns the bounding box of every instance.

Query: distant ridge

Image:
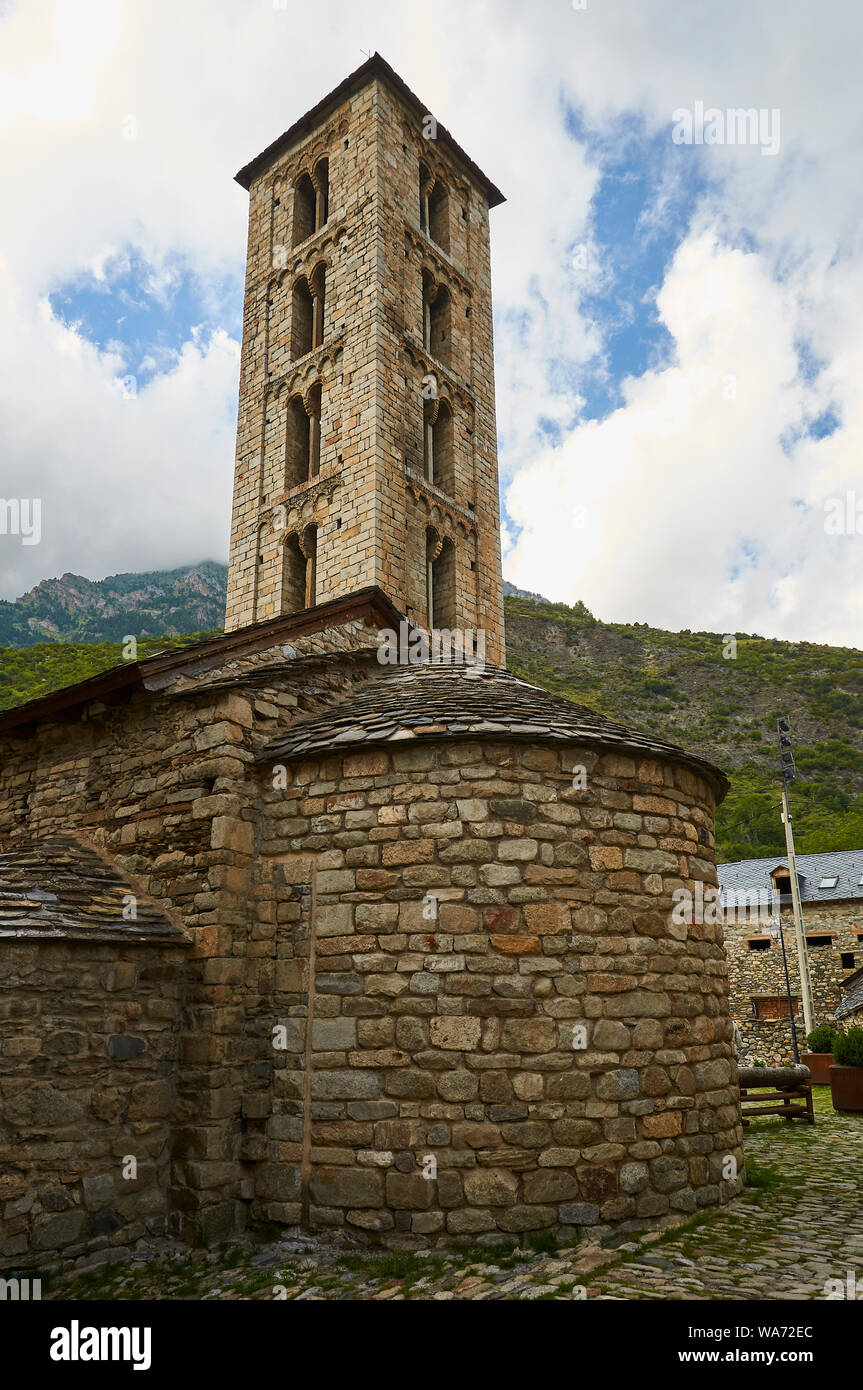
[502,580,551,604]
[0,562,228,647]
[1,566,862,863]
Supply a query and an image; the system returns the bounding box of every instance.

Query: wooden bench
[737,1065,814,1125]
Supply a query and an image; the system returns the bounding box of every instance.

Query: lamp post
[770,918,800,1064]
[776,717,815,1036]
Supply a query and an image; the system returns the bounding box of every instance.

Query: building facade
[719,849,863,1063]
[0,57,744,1265]
[225,56,506,665]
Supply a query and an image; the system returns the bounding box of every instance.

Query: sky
[0,0,861,646]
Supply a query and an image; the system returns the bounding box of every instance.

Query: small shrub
[833,1026,863,1068]
[805,1025,838,1053]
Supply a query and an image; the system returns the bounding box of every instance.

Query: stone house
[718,849,863,1063]
[0,55,743,1266]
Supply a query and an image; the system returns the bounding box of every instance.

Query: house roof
[259,659,729,798]
[0,835,185,941]
[835,966,863,1020]
[718,848,863,905]
[234,52,506,207]
[0,587,402,739]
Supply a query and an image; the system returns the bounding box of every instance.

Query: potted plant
[829,1026,863,1113]
[801,1024,839,1085]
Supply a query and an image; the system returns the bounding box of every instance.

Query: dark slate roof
[234,53,506,207]
[835,968,863,1020]
[718,848,863,905]
[0,587,401,738]
[0,836,185,941]
[259,661,728,797]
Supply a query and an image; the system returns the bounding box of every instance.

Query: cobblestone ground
[44,1090,862,1301]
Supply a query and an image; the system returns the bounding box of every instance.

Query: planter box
[800,1051,834,1085]
[829,1064,863,1113]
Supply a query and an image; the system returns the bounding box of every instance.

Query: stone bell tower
[225,54,507,665]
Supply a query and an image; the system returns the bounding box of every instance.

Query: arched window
[424,280,451,364]
[285,397,311,490]
[291,276,314,358]
[301,524,317,608]
[431,399,453,495]
[282,532,307,611]
[309,262,326,349]
[306,383,322,479]
[284,387,323,490]
[419,163,449,252]
[292,173,316,247]
[281,526,317,613]
[313,158,329,230]
[428,180,449,252]
[428,533,456,630]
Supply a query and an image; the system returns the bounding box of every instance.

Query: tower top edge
[233,51,506,208]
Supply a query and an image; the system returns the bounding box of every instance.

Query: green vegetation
[805,1025,839,1053]
[504,596,863,862]
[0,561,227,647]
[0,633,222,712]
[1,580,861,864]
[833,1026,863,1068]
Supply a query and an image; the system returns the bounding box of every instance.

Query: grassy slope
[0,633,223,713]
[1,597,862,862]
[503,597,863,862]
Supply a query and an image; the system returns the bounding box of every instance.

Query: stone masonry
[723,902,863,1064]
[0,58,744,1266]
[250,725,743,1244]
[226,55,506,664]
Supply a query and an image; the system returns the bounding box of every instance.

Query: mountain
[503,596,863,862]
[0,562,228,647]
[502,580,552,604]
[1,572,861,863]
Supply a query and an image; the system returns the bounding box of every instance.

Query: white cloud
[0,0,860,647]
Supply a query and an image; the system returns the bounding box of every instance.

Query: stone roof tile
[259,661,728,798]
[0,836,185,940]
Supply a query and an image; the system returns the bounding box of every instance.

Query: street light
[775,717,815,1036]
[769,917,800,1064]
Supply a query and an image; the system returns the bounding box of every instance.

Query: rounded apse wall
[257,735,743,1246]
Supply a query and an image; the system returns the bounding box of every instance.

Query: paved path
[47,1089,863,1301]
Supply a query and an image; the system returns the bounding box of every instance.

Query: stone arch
[422,271,451,365]
[284,394,311,490]
[292,172,317,247]
[427,395,454,496]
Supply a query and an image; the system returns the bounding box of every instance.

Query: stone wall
[724,902,863,1064]
[252,738,743,1246]
[0,625,384,1259]
[0,937,185,1265]
[226,66,506,663]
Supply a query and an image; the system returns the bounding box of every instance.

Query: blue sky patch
[49,248,243,388]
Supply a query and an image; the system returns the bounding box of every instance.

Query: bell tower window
[423,397,454,495]
[423,277,451,366]
[292,276,314,358]
[292,173,316,247]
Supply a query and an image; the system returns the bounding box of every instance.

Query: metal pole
[774,918,800,1064]
[780,781,815,1036]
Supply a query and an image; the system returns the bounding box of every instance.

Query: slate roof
[718,848,863,906]
[835,967,863,1020]
[0,587,401,738]
[259,660,729,797]
[234,53,506,207]
[0,836,185,940]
